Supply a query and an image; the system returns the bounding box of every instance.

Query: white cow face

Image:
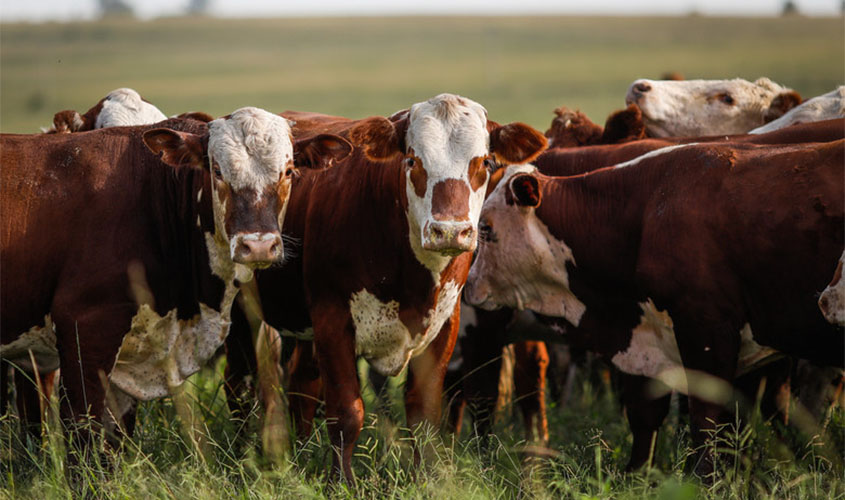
[349,94,547,273]
[465,166,585,326]
[626,77,801,137]
[144,107,294,268]
[819,251,845,326]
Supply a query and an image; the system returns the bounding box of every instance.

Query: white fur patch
[819,250,845,326]
[404,94,490,272]
[95,88,167,128]
[208,107,293,195]
[350,281,461,376]
[465,164,586,325]
[611,301,680,380]
[750,86,845,134]
[613,143,699,169]
[627,77,793,137]
[0,315,59,373]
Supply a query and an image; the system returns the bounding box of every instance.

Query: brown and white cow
[223,93,547,481]
[544,104,647,149]
[626,77,802,137]
[750,86,845,134]
[466,140,844,474]
[0,108,351,443]
[44,88,168,134]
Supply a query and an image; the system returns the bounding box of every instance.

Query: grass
[1,16,843,133]
[1,357,843,499]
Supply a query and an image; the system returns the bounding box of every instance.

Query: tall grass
[2,358,842,499]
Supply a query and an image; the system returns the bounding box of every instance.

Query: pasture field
[1,15,843,133]
[1,14,844,500]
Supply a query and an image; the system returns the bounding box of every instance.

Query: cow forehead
[406,94,489,173]
[96,87,167,128]
[208,107,293,192]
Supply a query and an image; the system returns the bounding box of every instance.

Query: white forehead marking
[614,143,699,169]
[751,86,845,134]
[350,281,461,377]
[629,77,792,136]
[466,164,585,325]
[208,107,293,193]
[95,88,167,128]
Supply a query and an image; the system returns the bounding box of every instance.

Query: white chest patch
[0,315,59,373]
[350,281,461,377]
[611,300,680,381]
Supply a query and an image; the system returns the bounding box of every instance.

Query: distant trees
[99,0,134,18]
[187,0,211,16]
[781,0,799,16]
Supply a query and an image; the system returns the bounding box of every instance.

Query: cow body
[466,141,844,473]
[1,109,350,441]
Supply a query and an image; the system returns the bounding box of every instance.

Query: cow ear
[294,133,353,169]
[49,110,84,134]
[489,122,548,165]
[349,116,405,161]
[143,128,206,169]
[601,104,646,144]
[764,90,802,122]
[509,174,542,208]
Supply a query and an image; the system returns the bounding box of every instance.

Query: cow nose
[233,232,283,266]
[423,221,476,255]
[818,295,830,316]
[633,82,652,94]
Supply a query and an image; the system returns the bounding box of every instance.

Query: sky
[0,0,842,22]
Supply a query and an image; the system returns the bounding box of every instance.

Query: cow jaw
[404,94,490,274]
[465,165,585,326]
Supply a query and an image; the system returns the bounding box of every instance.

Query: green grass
[1,358,843,499]
[1,16,842,133]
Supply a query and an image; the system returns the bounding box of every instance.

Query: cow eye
[212,165,223,178]
[479,221,496,243]
[405,157,416,167]
[483,157,496,171]
[720,94,735,105]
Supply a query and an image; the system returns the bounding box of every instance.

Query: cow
[819,251,845,326]
[44,88,168,134]
[626,77,802,137]
[450,118,845,461]
[0,108,352,450]
[544,104,647,149]
[750,86,845,134]
[221,93,548,481]
[464,139,844,475]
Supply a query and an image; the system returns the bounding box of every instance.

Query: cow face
[145,107,351,269]
[465,166,585,326]
[350,94,546,266]
[819,251,845,326]
[626,78,801,137]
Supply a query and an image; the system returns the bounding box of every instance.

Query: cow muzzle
[626,80,652,105]
[232,232,283,266]
[422,220,476,256]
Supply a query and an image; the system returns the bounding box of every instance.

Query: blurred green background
[1,15,842,133]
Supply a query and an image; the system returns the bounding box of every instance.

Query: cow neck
[538,167,650,300]
[144,155,228,320]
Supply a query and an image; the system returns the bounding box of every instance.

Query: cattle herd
[1,78,843,482]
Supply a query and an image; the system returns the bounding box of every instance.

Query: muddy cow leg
[287,339,323,441]
[513,340,549,445]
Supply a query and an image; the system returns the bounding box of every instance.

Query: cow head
[465,166,585,325]
[819,252,845,326]
[350,93,546,265]
[144,107,352,269]
[626,77,802,137]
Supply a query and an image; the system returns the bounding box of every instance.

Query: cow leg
[674,317,741,479]
[287,339,323,441]
[312,310,361,482]
[621,373,671,471]
[443,355,467,434]
[14,369,45,443]
[405,304,460,431]
[224,302,257,422]
[513,341,549,446]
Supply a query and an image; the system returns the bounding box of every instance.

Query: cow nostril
[459,227,473,239]
[634,82,652,93]
[432,227,444,239]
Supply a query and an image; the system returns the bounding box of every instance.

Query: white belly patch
[0,315,60,373]
[611,300,680,381]
[109,303,231,401]
[350,281,461,377]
